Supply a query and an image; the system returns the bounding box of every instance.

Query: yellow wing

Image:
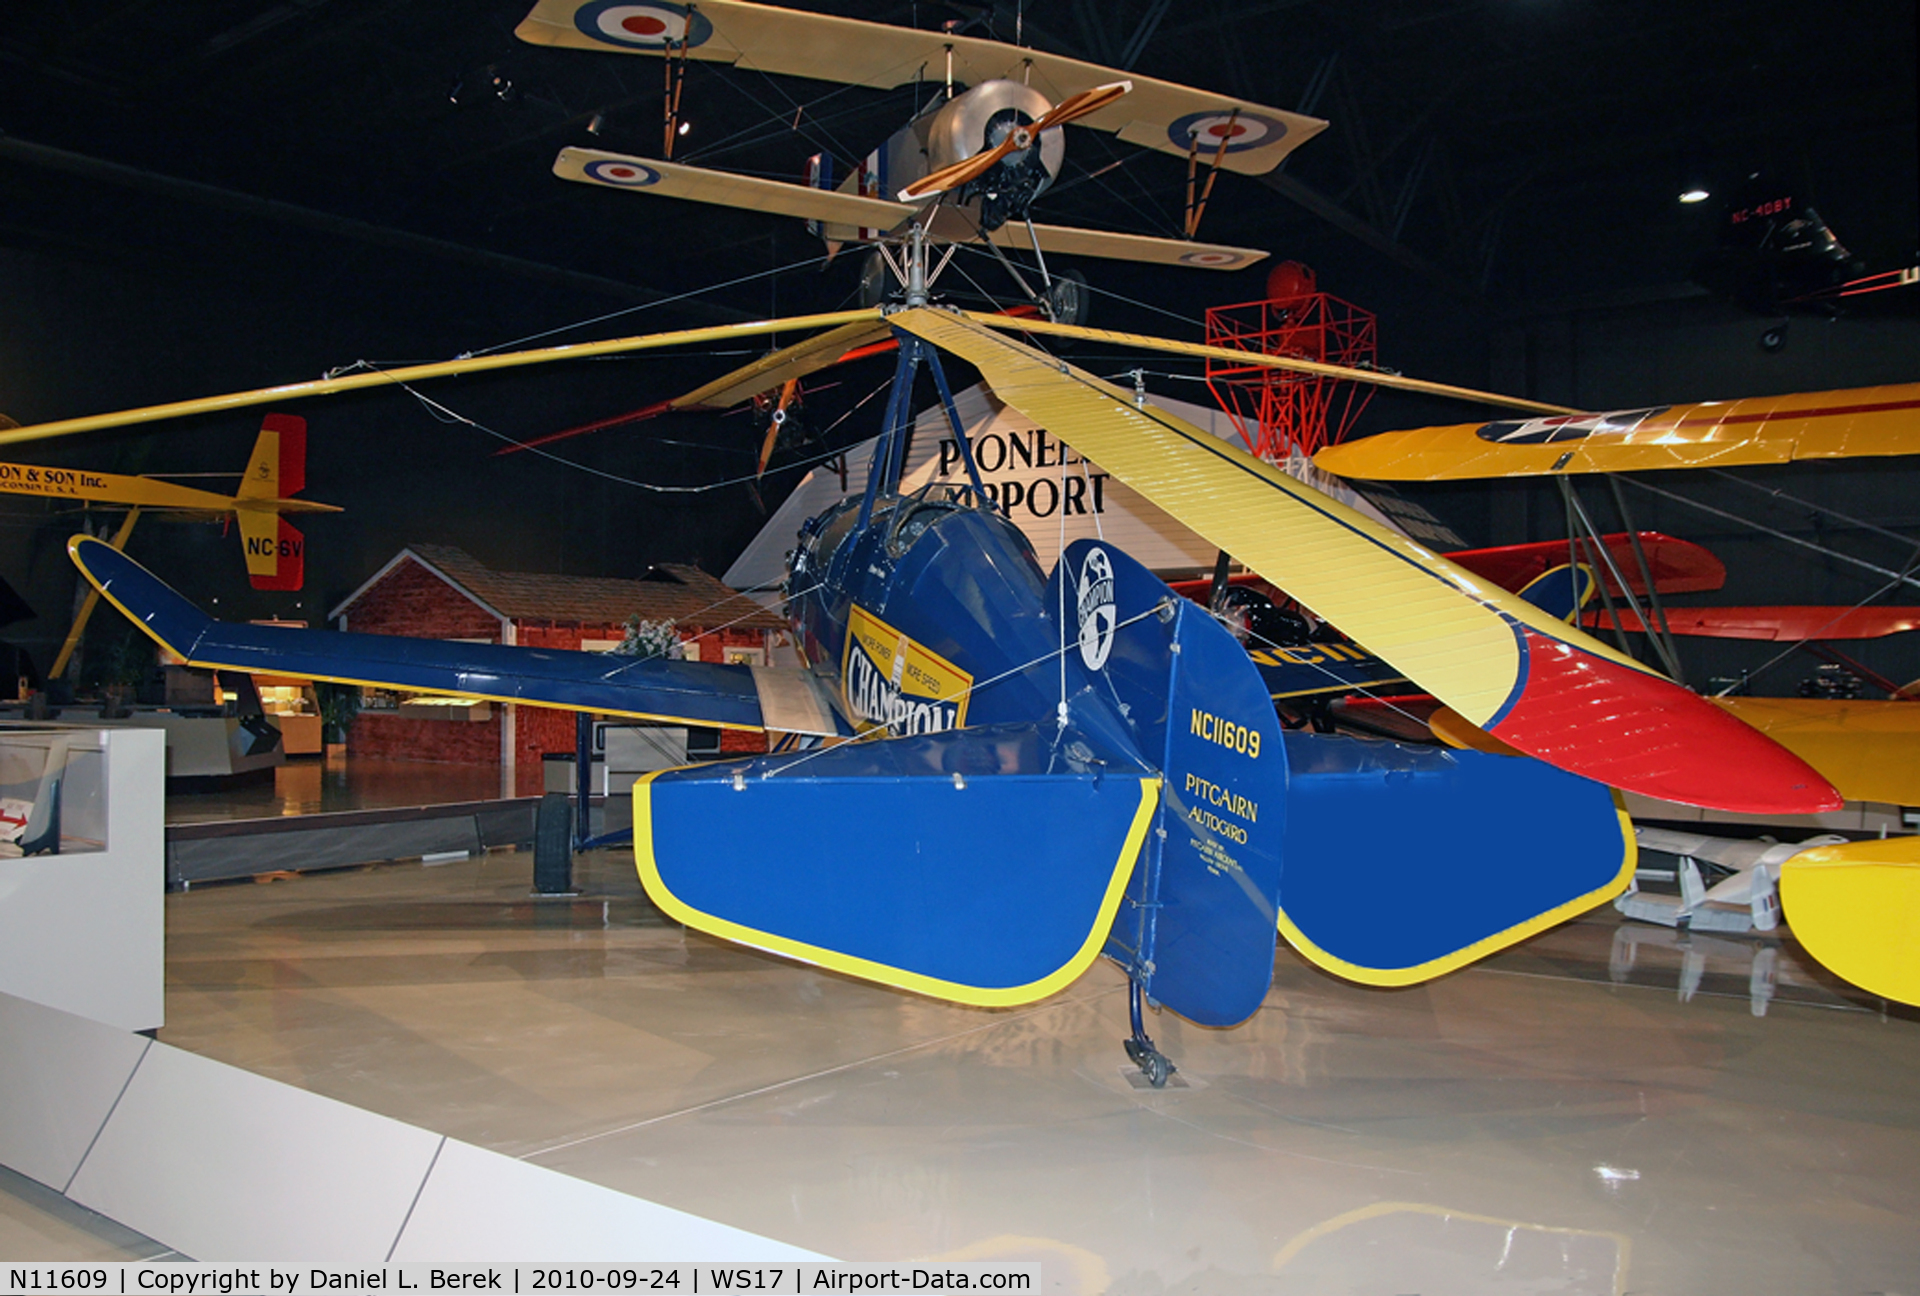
[671,320,895,411]
[963,313,1574,414]
[556,150,1270,271]
[1708,696,1920,806]
[0,311,884,447]
[517,0,1326,174]
[555,148,917,229]
[1313,382,1920,481]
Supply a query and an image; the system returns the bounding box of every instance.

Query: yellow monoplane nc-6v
[14,245,1874,1079]
[517,0,1327,316]
[0,414,335,591]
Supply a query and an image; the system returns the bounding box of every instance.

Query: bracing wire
[379,366,894,494]
[1711,549,1920,696]
[759,600,1176,781]
[1618,476,1920,595]
[463,252,838,357]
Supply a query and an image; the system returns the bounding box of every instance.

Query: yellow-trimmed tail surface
[1780,836,1920,1006]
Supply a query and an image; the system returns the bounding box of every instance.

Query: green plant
[316,681,361,741]
[616,615,682,660]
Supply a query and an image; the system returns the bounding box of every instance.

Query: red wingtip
[1489,627,1843,814]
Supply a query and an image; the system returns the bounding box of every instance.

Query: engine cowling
[923,80,1065,230]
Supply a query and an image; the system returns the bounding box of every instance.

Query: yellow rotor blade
[1779,836,1920,1006]
[960,312,1575,415]
[671,318,892,410]
[891,307,1638,727]
[0,309,885,447]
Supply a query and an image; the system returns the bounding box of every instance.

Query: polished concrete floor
[7,846,1919,1291]
[165,756,506,824]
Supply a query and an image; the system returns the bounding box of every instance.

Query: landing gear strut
[1124,978,1175,1088]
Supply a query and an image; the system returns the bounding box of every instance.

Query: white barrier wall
[0,726,164,1033]
[0,990,831,1261]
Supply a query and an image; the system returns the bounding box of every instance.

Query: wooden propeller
[755,378,802,479]
[898,80,1131,201]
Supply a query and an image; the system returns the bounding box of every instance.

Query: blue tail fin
[1054,540,1288,1028]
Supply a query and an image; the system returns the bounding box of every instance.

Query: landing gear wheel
[1124,978,1176,1088]
[1043,269,1089,326]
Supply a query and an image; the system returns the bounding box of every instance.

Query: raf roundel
[1167,110,1288,155]
[1179,249,1246,267]
[583,159,663,187]
[573,1,715,49]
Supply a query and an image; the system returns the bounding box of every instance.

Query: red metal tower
[1204,262,1379,461]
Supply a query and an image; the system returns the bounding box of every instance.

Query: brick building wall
[341,555,771,794]
[345,562,506,767]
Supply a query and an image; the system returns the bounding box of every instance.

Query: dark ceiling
[3,0,1913,322]
[0,0,1914,649]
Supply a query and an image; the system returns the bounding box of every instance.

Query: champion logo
[1076,548,1117,671]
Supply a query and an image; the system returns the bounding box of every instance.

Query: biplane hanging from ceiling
[18,239,1913,1070]
[515,0,1328,317]
[1692,173,1920,350]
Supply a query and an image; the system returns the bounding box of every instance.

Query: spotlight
[587,111,606,136]
[677,120,691,136]
[447,77,463,104]
[1679,188,1710,204]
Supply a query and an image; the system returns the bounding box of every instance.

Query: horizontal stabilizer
[1779,836,1920,1006]
[636,723,1158,1005]
[69,537,811,732]
[1277,735,1634,984]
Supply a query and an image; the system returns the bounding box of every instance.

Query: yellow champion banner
[842,605,973,737]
